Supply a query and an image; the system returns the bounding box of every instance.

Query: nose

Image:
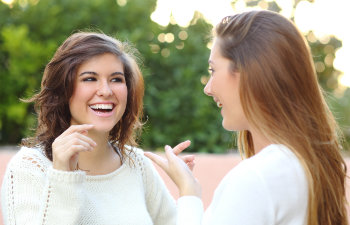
[204,76,213,96]
[97,81,113,97]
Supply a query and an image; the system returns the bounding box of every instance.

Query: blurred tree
[0,0,232,153]
[141,16,233,152]
[0,0,159,143]
[0,0,349,152]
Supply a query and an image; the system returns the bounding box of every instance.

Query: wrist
[53,162,70,171]
[179,179,201,198]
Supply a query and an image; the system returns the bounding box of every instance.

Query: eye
[208,68,215,75]
[82,77,96,82]
[111,77,125,83]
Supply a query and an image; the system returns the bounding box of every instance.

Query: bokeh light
[151,0,350,87]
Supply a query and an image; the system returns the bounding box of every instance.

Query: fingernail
[165,145,171,150]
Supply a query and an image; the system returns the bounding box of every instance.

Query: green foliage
[328,89,350,149]
[140,18,233,152]
[0,0,232,152]
[0,0,349,152]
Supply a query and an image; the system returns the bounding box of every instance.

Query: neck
[78,130,118,172]
[249,127,272,154]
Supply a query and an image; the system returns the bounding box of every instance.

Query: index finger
[172,140,191,155]
[61,124,95,136]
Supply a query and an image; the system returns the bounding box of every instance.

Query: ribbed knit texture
[1,146,176,225]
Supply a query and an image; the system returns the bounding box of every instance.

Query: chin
[222,120,244,132]
[99,127,115,133]
[222,121,234,131]
[92,124,116,133]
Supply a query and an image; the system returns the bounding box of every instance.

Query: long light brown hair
[215,10,347,225]
[22,32,144,161]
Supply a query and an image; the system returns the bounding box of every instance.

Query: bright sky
[151,0,350,88]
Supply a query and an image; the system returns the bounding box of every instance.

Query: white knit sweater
[177,144,308,225]
[1,146,176,225]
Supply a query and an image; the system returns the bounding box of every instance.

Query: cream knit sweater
[1,146,176,225]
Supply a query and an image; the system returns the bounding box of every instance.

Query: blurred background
[0,0,349,153]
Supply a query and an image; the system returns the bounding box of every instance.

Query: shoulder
[244,144,305,176]
[124,145,152,167]
[6,146,51,173]
[222,144,307,194]
[212,144,308,222]
[236,144,308,212]
[124,145,145,160]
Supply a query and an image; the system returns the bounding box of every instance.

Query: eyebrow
[208,60,214,64]
[79,71,125,76]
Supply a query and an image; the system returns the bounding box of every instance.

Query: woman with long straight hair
[145,10,348,225]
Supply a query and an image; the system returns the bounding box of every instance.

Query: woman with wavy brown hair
[146,10,348,225]
[1,32,179,225]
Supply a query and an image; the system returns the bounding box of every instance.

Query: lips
[89,103,115,113]
[213,98,222,108]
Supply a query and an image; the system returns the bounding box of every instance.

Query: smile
[217,101,223,108]
[89,103,115,114]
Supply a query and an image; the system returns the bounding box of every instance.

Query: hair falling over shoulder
[216,10,348,225]
[22,32,144,161]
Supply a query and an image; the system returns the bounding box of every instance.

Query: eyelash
[111,77,124,83]
[82,77,96,82]
[208,68,215,74]
[82,77,124,82]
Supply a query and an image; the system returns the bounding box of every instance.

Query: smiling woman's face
[204,38,248,131]
[69,53,128,133]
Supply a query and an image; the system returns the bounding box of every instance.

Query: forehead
[209,38,228,65]
[78,53,123,70]
[209,39,223,60]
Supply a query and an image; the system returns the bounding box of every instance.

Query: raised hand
[144,140,201,198]
[52,124,96,171]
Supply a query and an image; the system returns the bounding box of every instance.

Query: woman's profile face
[69,53,128,133]
[204,38,248,131]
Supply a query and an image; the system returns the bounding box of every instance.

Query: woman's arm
[139,152,177,225]
[144,141,203,225]
[1,148,86,225]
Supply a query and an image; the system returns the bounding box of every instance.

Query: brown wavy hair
[215,10,347,225]
[22,32,144,161]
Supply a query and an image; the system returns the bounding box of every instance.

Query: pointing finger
[61,124,95,136]
[172,140,191,155]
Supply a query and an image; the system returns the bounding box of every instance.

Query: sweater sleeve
[177,196,203,225]
[135,150,177,225]
[1,148,86,225]
[176,163,275,225]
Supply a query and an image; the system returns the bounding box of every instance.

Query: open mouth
[89,103,115,113]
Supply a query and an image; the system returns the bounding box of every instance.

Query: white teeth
[217,102,222,108]
[90,104,113,110]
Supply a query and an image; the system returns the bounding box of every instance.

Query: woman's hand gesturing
[144,140,201,198]
[52,124,96,171]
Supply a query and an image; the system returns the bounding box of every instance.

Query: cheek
[114,85,128,103]
[70,88,89,103]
